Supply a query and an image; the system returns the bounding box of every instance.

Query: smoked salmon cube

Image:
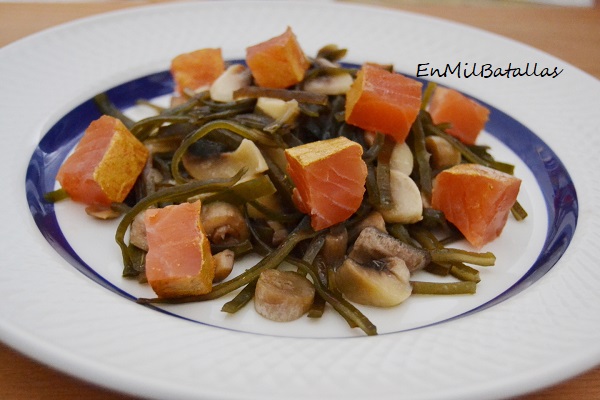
[144,201,215,298]
[56,115,148,206]
[246,27,310,89]
[428,86,490,145]
[171,48,225,94]
[431,163,521,249]
[345,64,422,143]
[285,136,367,231]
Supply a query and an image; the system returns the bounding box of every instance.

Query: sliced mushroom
[377,169,423,224]
[303,72,353,95]
[255,97,300,124]
[322,225,348,268]
[182,138,268,182]
[389,141,414,176]
[254,269,315,322]
[266,220,289,247]
[335,257,412,307]
[213,249,235,282]
[349,226,430,273]
[129,211,148,251]
[425,136,461,170]
[85,205,121,220]
[210,64,252,103]
[200,201,249,245]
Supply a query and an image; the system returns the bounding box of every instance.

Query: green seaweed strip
[171,120,281,183]
[449,263,481,283]
[362,132,385,163]
[93,93,135,130]
[233,87,328,105]
[411,281,477,295]
[420,82,438,110]
[202,175,277,206]
[376,135,395,209]
[511,200,529,221]
[412,112,433,200]
[365,163,381,208]
[43,188,69,203]
[116,170,245,273]
[430,248,496,267]
[221,279,258,314]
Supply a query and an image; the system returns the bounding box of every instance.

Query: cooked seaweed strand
[424,262,451,276]
[247,200,303,223]
[202,175,277,206]
[376,135,395,209]
[365,163,381,208]
[131,115,195,140]
[411,281,477,295]
[420,82,438,110]
[44,188,69,203]
[430,248,496,267]
[449,262,481,283]
[93,93,135,129]
[412,111,433,200]
[233,87,328,105]
[221,279,258,314]
[511,200,529,221]
[362,132,385,163]
[171,120,281,183]
[303,233,326,265]
[116,170,245,272]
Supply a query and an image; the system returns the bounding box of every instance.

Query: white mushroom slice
[377,169,423,224]
[254,269,315,322]
[425,136,461,170]
[256,97,299,123]
[209,64,252,103]
[200,201,249,245]
[303,72,353,95]
[129,211,148,251]
[213,249,235,282]
[182,138,268,181]
[389,141,414,175]
[335,257,412,307]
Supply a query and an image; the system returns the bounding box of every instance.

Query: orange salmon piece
[246,27,310,89]
[144,201,215,298]
[428,86,490,145]
[285,136,367,231]
[345,64,422,143]
[431,163,521,249]
[171,48,225,94]
[56,115,148,206]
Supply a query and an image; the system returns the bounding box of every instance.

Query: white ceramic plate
[2,1,599,399]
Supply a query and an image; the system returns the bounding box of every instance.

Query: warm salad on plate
[46,27,527,335]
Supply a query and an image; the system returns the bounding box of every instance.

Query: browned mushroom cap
[200,201,249,245]
[349,227,430,273]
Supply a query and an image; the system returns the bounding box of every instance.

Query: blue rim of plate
[25,67,579,335]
